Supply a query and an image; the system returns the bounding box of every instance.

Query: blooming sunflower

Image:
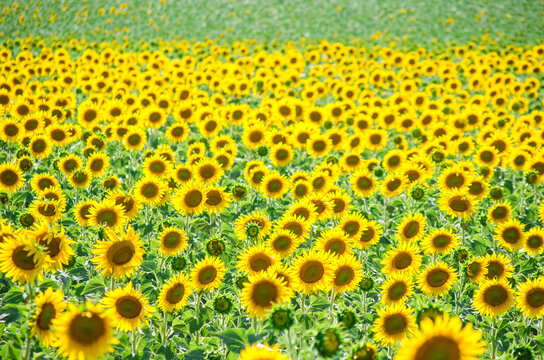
[192,158,224,184]
[353,219,383,250]
[338,212,367,241]
[30,173,60,194]
[234,210,271,241]
[417,262,458,297]
[394,314,486,360]
[397,212,427,243]
[290,250,335,295]
[87,200,128,231]
[350,169,379,198]
[267,230,300,258]
[142,153,173,179]
[482,252,513,281]
[438,189,476,219]
[381,272,414,306]
[260,171,289,199]
[494,219,525,251]
[421,228,459,255]
[105,190,141,221]
[524,228,544,255]
[332,254,364,293]
[91,226,144,279]
[473,278,515,317]
[172,179,208,216]
[487,202,512,224]
[0,235,44,284]
[204,185,231,214]
[158,226,188,256]
[26,221,74,272]
[191,255,226,292]
[372,304,417,345]
[382,242,422,276]
[241,271,293,319]
[158,272,194,312]
[52,301,118,360]
[31,287,67,347]
[380,173,408,198]
[239,343,291,360]
[134,176,168,206]
[315,228,354,258]
[102,282,156,332]
[516,277,544,318]
[0,162,25,193]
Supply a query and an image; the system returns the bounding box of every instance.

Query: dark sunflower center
[166,283,185,304]
[83,109,97,122]
[185,189,203,208]
[276,149,289,161]
[467,262,481,277]
[141,183,159,198]
[5,124,19,136]
[384,314,407,335]
[150,161,165,174]
[127,134,141,146]
[0,169,18,186]
[79,204,92,220]
[426,269,449,288]
[38,178,54,190]
[266,179,282,193]
[433,235,452,249]
[357,177,372,190]
[335,266,354,286]
[370,134,382,144]
[449,196,469,212]
[386,178,401,192]
[445,173,464,188]
[526,288,544,308]
[485,261,504,279]
[69,313,106,345]
[163,232,181,248]
[38,203,57,217]
[294,208,310,220]
[39,235,61,257]
[198,265,217,285]
[343,221,360,236]
[199,165,216,180]
[171,126,184,137]
[300,260,325,284]
[32,139,46,153]
[106,240,135,265]
[326,239,346,255]
[115,296,142,319]
[480,151,494,163]
[273,235,292,251]
[90,159,104,172]
[403,221,420,239]
[527,235,543,249]
[249,131,263,143]
[313,140,326,152]
[177,168,191,181]
[332,199,346,213]
[502,227,521,244]
[359,228,375,243]
[414,335,461,360]
[491,207,507,220]
[115,196,134,214]
[388,282,407,301]
[37,303,56,330]
[252,281,278,307]
[51,129,66,141]
[206,190,222,206]
[249,254,272,272]
[96,209,118,226]
[483,285,509,307]
[12,245,38,270]
[393,252,412,270]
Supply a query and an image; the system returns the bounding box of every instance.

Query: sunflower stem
[24,282,34,360]
[490,317,498,359]
[161,311,168,343]
[328,289,335,322]
[131,330,137,356]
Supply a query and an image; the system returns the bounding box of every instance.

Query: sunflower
[73,200,97,227]
[0,118,22,142]
[52,301,118,360]
[418,262,458,297]
[173,163,194,186]
[267,230,300,258]
[381,272,414,305]
[0,235,44,284]
[494,219,525,251]
[380,173,408,198]
[382,242,422,276]
[438,189,476,219]
[77,100,102,128]
[352,219,383,250]
[88,200,127,231]
[290,250,335,295]
[421,228,459,255]
[234,210,271,241]
[437,166,473,192]
[260,171,289,199]
[166,121,190,143]
[158,226,188,256]
[332,254,364,293]
[29,199,63,223]
[372,304,417,345]
[102,282,155,332]
[483,252,513,281]
[487,202,512,224]
[516,277,544,318]
[524,228,544,255]
[158,272,194,312]
[243,125,267,149]
[134,176,168,206]
[142,153,172,179]
[397,213,426,243]
[309,170,333,194]
[307,134,332,158]
[31,287,67,347]
[465,257,485,283]
[91,226,144,279]
[307,195,334,221]
[326,190,352,219]
[275,215,311,240]
[30,173,59,194]
[237,243,277,275]
[27,221,74,272]
[193,158,224,184]
[68,169,92,190]
[366,129,388,151]
[0,162,25,193]
[172,179,208,216]
[394,313,486,360]
[239,343,291,360]
[38,187,67,211]
[28,134,52,159]
[123,127,147,151]
[284,199,318,224]
[105,190,141,220]
[473,278,515,317]
[338,212,367,241]
[191,255,226,292]
[241,271,293,319]
[350,169,379,198]
[205,186,231,214]
[315,228,354,258]
[474,145,500,168]
[270,143,294,167]
[86,152,110,178]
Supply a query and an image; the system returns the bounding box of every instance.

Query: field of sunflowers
[1,1,544,359]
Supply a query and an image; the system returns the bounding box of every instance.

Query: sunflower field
[1,1,544,359]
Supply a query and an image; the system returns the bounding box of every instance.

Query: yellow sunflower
[494,219,525,251]
[0,162,25,193]
[290,250,335,295]
[381,272,414,305]
[382,242,422,276]
[350,169,379,198]
[239,343,291,360]
[483,252,513,281]
[516,277,544,318]
[315,228,354,258]
[237,243,277,275]
[338,212,367,241]
[396,212,427,243]
[372,304,417,345]
[353,219,383,250]
[158,226,188,256]
[87,200,128,231]
[267,230,300,258]
[31,287,67,347]
[241,271,293,319]
[0,235,44,284]
[473,278,515,317]
[191,255,226,292]
[421,228,460,255]
[417,262,458,297]
[158,272,194,312]
[260,171,289,199]
[524,228,544,255]
[332,254,364,293]
[26,221,75,272]
[172,179,208,216]
[438,189,476,219]
[134,176,168,206]
[102,282,156,332]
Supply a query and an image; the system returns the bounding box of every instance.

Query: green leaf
[39,279,60,292]
[0,304,21,323]
[184,347,207,360]
[3,286,24,304]
[217,328,248,354]
[80,276,105,296]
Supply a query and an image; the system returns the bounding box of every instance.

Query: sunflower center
[115,295,142,319]
[467,261,481,277]
[393,252,412,270]
[526,288,544,308]
[326,239,346,255]
[300,260,325,283]
[96,209,118,226]
[294,208,310,220]
[106,240,135,265]
[249,254,272,272]
[37,178,54,190]
[332,199,346,213]
[403,221,420,239]
[283,221,302,237]
[166,283,185,304]
[384,314,407,335]
[79,204,93,220]
[206,190,222,206]
[184,190,203,208]
[90,159,104,171]
[370,134,382,144]
[449,196,469,212]
[83,109,97,122]
[198,265,217,285]
[39,234,61,257]
[343,221,360,236]
[502,227,521,244]
[386,178,401,192]
[171,126,184,137]
[115,196,134,214]
[273,235,292,251]
[252,281,278,307]
[199,165,216,180]
[433,235,451,249]
[0,169,18,186]
[335,266,354,286]
[480,151,494,163]
[51,129,66,141]
[127,134,141,146]
[266,179,282,193]
[491,207,507,220]
[249,131,263,143]
[69,313,106,345]
[37,303,56,330]
[150,161,165,174]
[426,269,449,288]
[38,203,57,217]
[360,228,375,243]
[483,285,509,307]
[527,235,543,249]
[141,183,159,198]
[276,149,289,161]
[414,335,461,360]
[313,140,326,152]
[32,139,46,152]
[445,173,464,188]
[357,177,372,190]
[163,232,181,248]
[388,282,407,301]
[5,124,19,137]
[177,168,191,181]
[485,261,504,279]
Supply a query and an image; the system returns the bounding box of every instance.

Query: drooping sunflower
[87,200,128,231]
[134,176,168,206]
[332,254,364,293]
[417,262,458,297]
[381,272,414,305]
[372,304,417,345]
[421,228,460,255]
[350,169,379,198]
[0,162,25,193]
[172,179,208,216]
[516,277,544,318]
[29,199,63,223]
[52,301,118,360]
[30,173,60,194]
[394,314,486,360]
[158,272,194,312]
[91,226,144,279]
[241,271,293,319]
[382,242,422,276]
[102,282,156,332]
[473,278,515,317]
[290,250,335,295]
[191,255,226,292]
[26,221,74,272]
[73,200,97,226]
[31,287,67,347]
[397,212,427,243]
[158,226,188,256]
[275,215,311,241]
[315,228,354,258]
[237,243,277,275]
[494,219,525,251]
[267,230,300,258]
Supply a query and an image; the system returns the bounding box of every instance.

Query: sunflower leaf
[217,328,248,354]
[80,276,105,296]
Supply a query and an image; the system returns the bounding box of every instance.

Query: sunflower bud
[269,306,294,331]
[415,304,443,326]
[338,308,357,329]
[350,343,377,360]
[513,346,534,360]
[358,277,374,292]
[315,327,341,357]
[171,256,186,271]
[19,212,35,228]
[257,145,268,157]
[235,275,249,290]
[206,237,226,256]
[232,184,248,201]
[410,185,425,201]
[0,192,8,205]
[213,295,233,314]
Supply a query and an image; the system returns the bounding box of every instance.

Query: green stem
[490,317,497,359]
[328,289,335,322]
[132,330,137,356]
[162,311,168,343]
[24,283,35,360]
